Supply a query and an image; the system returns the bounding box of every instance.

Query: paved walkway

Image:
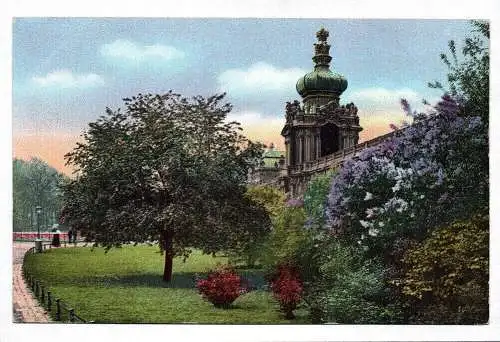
[12,242,52,323]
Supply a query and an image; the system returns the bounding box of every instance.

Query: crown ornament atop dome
[316,27,329,42]
[296,27,348,98]
[313,27,332,69]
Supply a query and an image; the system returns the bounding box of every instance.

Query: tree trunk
[162,230,174,282]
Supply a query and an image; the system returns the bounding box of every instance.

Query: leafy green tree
[245,185,285,219]
[13,158,66,232]
[429,20,489,123]
[61,91,269,281]
[227,185,285,267]
[260,200,308,272]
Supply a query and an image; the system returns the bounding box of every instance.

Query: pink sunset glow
[13,117,394,176]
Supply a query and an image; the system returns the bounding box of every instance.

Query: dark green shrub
[398,215,489,324]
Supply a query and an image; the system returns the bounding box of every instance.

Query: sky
[13,18,473,174]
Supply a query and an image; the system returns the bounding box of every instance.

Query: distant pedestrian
[68,229,73,244]
[51,228,60,247]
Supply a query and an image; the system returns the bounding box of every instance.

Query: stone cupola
[281,27,362,170]
[296,27,348,113]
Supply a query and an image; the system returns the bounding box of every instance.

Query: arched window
[320,123,340,156]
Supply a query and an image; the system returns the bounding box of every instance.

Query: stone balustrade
[288,129,397,176]
[249,127,402,193]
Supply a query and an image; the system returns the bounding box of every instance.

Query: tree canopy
[13,158,66,232]
[61,91,270,281]
[429,20,489,123]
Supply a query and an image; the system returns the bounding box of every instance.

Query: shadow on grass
[82,270,267,290]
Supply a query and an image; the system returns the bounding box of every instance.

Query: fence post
[47,291,52,311]
[55,299,61,321]
[69,309,75,323]
[35,280,40,298]
[40,285,45,304]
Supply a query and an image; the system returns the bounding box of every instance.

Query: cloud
[341,87,431,142]
[226,111,285,148]
[100,39,185,62]
[32,70,104,89]
[227,110,284,127]
[218,62,306,96]
[348,87,421,111]
[347,87,440,132]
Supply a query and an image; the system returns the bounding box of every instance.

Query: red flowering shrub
[196,266,247,308]
[270,263,303,319]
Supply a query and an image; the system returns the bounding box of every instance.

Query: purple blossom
[468,116,482,130]
[400,98,413,116]
[286,198,304,207]
[324,93,488,245]
[434,93,461,118]
[304,218,314,229]
[436,168,444,186]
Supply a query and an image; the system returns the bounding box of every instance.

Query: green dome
[296,68,348,97]
[296,27,348,98]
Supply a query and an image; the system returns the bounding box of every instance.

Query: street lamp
[36,206,42,238]
[35,206,42,253]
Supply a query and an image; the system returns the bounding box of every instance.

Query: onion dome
[296,27,348,98]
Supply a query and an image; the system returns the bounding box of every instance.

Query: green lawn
[23,245,309,323]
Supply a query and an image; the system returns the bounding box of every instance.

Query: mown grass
[23,245,309,323]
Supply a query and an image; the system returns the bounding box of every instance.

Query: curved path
[12,242,51,323]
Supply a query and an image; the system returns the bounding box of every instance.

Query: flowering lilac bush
[326,94,488,252]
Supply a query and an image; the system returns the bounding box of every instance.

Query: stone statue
[285,101,294,122]
[345,102,358,116]
[352,104,358,115]
[285,100,301,122]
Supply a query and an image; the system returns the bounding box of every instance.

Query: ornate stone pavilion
[247,143,285,185]
[249,27,363,196]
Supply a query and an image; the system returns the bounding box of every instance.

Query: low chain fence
[22,246,94,323]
